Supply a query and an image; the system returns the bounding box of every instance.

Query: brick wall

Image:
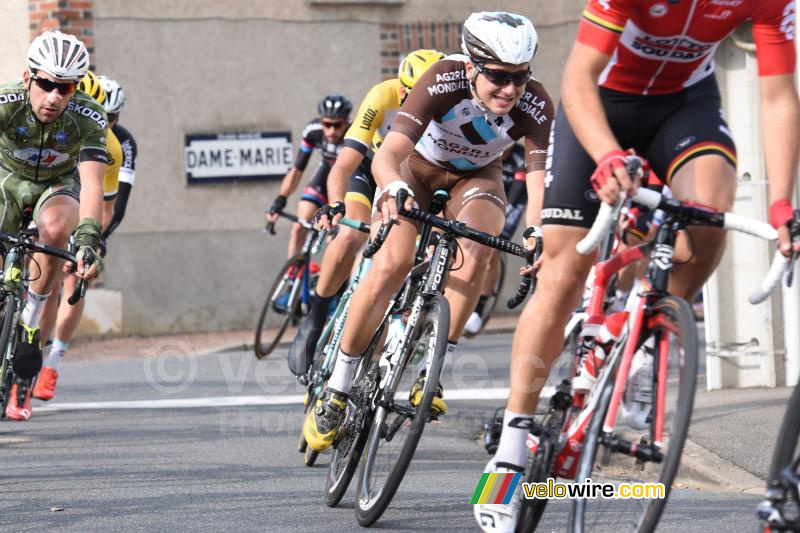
[28,0,95,64]
[379,21,463,79]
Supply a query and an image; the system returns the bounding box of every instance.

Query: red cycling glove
[590,149,631,193]
[769,198,794,229]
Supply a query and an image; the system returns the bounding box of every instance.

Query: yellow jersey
[342,78,403,157]
[104,129,121,200]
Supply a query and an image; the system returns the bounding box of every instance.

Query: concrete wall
[88,2,582,335]
[2,1,584,334]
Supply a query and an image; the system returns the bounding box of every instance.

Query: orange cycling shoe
[32,367,59,401]
[6,382,32,421]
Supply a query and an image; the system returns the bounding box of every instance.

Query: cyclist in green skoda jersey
[2,31,106,420]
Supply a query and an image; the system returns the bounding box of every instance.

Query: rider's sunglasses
[31,75,76,96]
[475,63,531,87]
[321,120,346,129]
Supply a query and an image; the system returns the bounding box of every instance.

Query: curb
[675,438,765,494]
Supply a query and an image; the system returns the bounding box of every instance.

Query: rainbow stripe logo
[470,472,522,504]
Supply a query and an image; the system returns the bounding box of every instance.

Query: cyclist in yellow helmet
[286,49,444,377]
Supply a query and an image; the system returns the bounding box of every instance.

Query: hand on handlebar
[377,181,415,224]
[769,200,800,257]
[520,226,542,275]
[265,195,287,225]
[591,150,645,205]
[314,201,346,231]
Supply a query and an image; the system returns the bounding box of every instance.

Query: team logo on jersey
[620,21,714,62]
[649,3,667,17]
[67,100,107,129]
[11,147,68,167]
[15,126,29,138]
[541,207,584,221]
[0,92,24,105]
[54,130,68,146]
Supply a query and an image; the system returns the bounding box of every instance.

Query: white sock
[327,350,360,395]
[44,339,69,371]
[493,409,533,470]
[20,290,50,329]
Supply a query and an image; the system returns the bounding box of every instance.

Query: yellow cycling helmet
[78,70,106,105]
[398,49,445,90]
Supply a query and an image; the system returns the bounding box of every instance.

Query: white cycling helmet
[461,12,538,65]
[98,75,126,113]
[27,31,89,82]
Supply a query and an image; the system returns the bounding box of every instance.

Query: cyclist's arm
[102,181,132,239]
[78,161,105,222]
[327,146,364,204]
[525,170,545,228]
[561,42,620,163]
[372,131,414,190]
[277,166,303,197]
[761,73,800,204]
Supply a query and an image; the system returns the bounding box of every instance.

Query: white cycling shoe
[464,312,484,336]
[473,460,524,533]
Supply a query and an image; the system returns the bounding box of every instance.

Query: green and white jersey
[0,81,108,181]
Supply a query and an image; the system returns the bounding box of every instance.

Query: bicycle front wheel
[355,295,450,527]
[570,295,698,533]
[761,381,800,532]
[0,295,18,417]
[254,254,305,359]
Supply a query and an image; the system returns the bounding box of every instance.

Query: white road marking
[35,387,555,412]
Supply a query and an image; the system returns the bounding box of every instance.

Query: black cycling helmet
[317,93,352,119]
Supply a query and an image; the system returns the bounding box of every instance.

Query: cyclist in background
[304,12,554,453]
[2,32,105,420]
[265,94,352,260]
[476,1,800,530]
[463,142,528,336]
[34,74,136,404]
[286,49,444,376]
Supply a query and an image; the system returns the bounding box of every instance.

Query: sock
[20,290,50,329]
[493,409,534,470]
[327,349,360,395]
[44,339,69,371]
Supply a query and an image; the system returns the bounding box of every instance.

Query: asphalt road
[0,332,765,532]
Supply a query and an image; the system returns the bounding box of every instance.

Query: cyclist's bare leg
[287,200,318,258]
[31,195,79,296]
[340,217,417,355]
[52,273,84,343]
[480,249,502,296]
[507,225,594,414]
[668,154,736,300]
[443,201,505,338]
[314,199,370,298]
[38,270,66,342]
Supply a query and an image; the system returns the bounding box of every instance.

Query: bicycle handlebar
[312,218,370,254]
[507,234,542,309]
[575,188,787,304]
[0,231,87,305]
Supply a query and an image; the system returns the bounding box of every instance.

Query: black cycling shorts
[543,75,737,228]
[301,162,331,207]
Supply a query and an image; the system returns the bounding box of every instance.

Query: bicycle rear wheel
[254,254,305,359]
[517,434,556,533]
[355,295,449,527]
[570,295,698,533]
[0,295,18,417]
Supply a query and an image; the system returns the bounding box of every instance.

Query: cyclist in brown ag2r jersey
[303,12,554,455]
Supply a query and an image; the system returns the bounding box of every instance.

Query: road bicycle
[321,188,539,526]
[0,220,86,417]
[515,182,781,533]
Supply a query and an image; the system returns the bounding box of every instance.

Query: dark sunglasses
[31,75,76,96]
[476,64,531,87]
[321,120,346,129]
